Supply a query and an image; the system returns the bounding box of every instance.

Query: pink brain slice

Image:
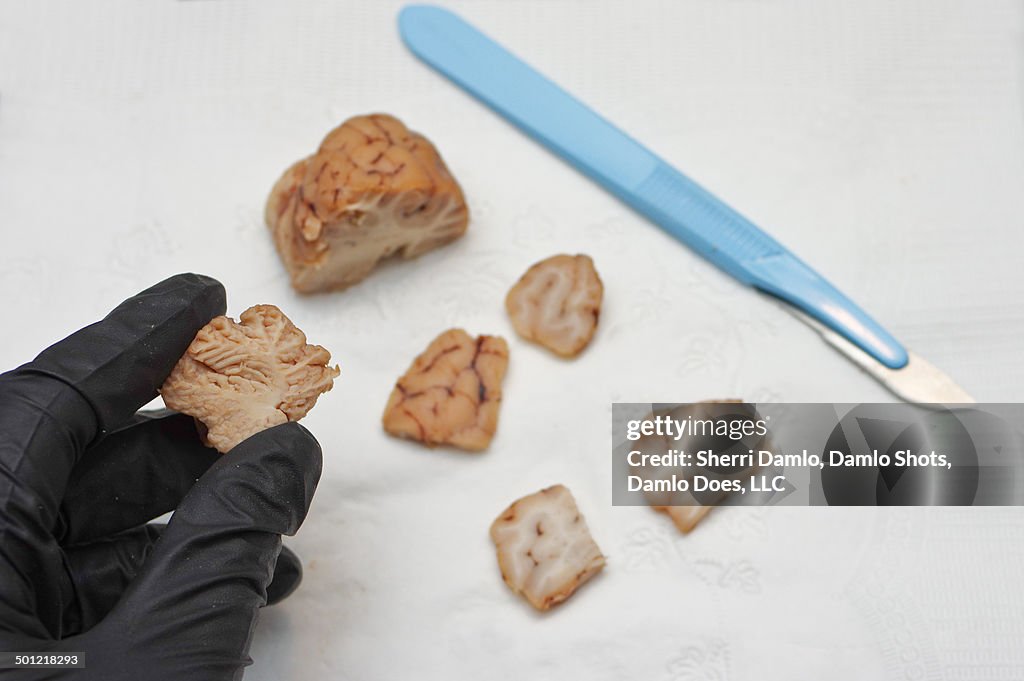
[161,304,339,453]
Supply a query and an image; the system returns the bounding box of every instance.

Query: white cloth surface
[1,1,1022,679]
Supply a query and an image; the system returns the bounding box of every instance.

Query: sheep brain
[266,114,469,293]
[490,485,605,611]
[160,305,339,453]
[505,254,603,357]
[633,400,749,534]
[382,328,508,452]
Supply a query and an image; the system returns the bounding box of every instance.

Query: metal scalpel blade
[786,307,975,404]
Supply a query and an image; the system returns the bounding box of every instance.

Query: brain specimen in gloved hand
[490,485,605,611]
[265,113,469,293]
[382,328,508,452]
[160,305,339,453]
[505,254,603,357]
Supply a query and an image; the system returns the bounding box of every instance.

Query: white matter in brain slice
[505,254,603,357]
[490,485,605,611]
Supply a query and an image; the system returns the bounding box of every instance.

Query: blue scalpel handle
[399,4,908,369]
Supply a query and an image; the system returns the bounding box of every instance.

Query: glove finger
[63,524,305,636]
[0,376,90,639]
[101,423,321,672]
[56,410,219,545]
[265,544,303,605]
[17,273,225,438]
[62,523,162,636]
[0,274,224,540]
[0,275,223,639]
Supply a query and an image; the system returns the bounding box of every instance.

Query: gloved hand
[0,273,322,680]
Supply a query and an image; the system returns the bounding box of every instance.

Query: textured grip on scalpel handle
[628,162,909,369]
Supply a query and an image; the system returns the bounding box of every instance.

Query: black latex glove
[0,274,322,679]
